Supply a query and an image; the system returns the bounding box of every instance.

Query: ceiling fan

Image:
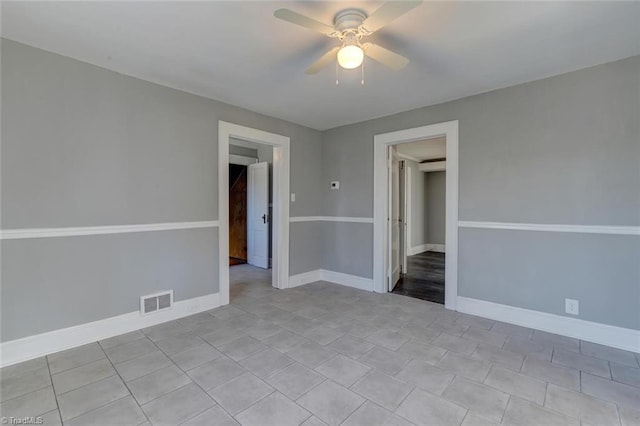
[274,1,422,75]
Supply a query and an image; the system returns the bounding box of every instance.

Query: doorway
[218,122,290,306]
[389,139,447,304]
[229,163,249,266]
[228,140,273,270]
[373,121,459,310]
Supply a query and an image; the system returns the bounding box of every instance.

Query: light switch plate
[331,181,340,190]
[291,193,296,202]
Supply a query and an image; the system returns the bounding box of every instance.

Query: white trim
[322,270,374,291]
[418,161,446,173]
[219,121,290,305]
[427,243,445,253]
[405,165,412,265]
[229,138,261,150]
[288,270,323,288]
[458,221,640,236]
[289,216,373,223]
[396,152,421,163]
[289,269,374,292]
[0,293,220,368]
[407,244,429,256]
[401,159,408,275]
[457,297,640,353]
[229,154,258,166]
[0,221,219,240]
[374,120,459,310]
[407,243,446,256]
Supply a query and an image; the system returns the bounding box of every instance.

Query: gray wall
[1,229,217,341]
[322,222,374,279]
[321,55,640,330]
[1,39,323,341]
[425,171,446,246]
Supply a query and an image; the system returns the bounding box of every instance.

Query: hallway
[392,251,445,304]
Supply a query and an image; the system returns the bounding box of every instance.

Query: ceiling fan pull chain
[336,60,340,85]
[361,57,365,85]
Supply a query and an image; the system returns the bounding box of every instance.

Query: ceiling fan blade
[274,9,336,36]
[360,1,422,34]
[363,43,409,71]
[305,47,341,74]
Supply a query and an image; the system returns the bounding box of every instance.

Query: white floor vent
[140,290,174,315]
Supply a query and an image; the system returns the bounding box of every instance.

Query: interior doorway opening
[228,139,275,298]
[228,139,273,268]
[389,138,447,304]
[373,120,458,310]
[218,121,290,306]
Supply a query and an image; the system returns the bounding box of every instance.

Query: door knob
[262,214,268,224]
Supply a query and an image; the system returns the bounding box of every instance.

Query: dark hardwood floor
[392,251,445,304]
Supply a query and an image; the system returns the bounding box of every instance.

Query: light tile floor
[2,264,639,425]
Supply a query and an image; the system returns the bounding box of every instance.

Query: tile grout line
[227,388,279,422]
[97,340,153,425]
[140,321,290,425]
[0,385,54,406]
[500,394,511,424]
[51,364,119,398]
[141,330,227,424]
[45,355,63,424]
[47,350,106,376]
[63,394,134,424]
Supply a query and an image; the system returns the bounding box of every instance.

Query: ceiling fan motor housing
[334,9,367,33]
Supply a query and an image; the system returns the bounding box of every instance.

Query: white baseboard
[457,297,640,353]
[289,269,373,292]
[407,244,429,256]
[321,270,374,291]
[427,243,445,253]
[407,243,445,255]
[0,293,220,368]
[288,270,323,288]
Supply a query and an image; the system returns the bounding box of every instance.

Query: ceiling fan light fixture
[337,44,364,69]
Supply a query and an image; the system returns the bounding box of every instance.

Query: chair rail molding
[458,221,640,235]
[289,216,373,223]
[0,221,219,240]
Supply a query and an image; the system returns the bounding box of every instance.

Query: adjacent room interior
[391,137,447,304]
[228,138,275,299]
[1,1,639,425]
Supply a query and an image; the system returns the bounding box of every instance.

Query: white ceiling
[396,137,445,161]
[2,1,639,130]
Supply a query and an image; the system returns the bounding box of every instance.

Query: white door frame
[218,121,290,305]
[388,147,401,290]
[400,160,409,274]
[373,120,459,310]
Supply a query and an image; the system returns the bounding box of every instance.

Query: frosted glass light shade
[337,45,364,69]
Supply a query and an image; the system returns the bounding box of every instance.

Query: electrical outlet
[331,181,340,190]
[565,298,579,315]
